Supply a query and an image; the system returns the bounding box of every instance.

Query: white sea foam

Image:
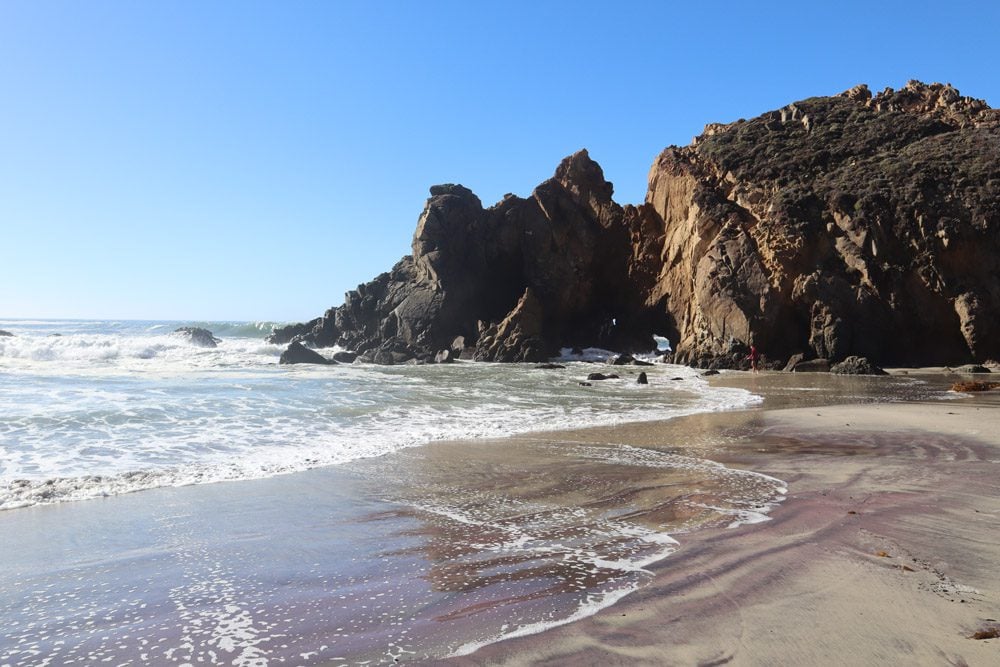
[451,585,637,657]
[412,440,785,661]
[2,378,758,510]
[1,320,765,511]
[554,346,620,362]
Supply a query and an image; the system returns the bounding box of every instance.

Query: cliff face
[273,81,1000,367]
[654,81,1000,366]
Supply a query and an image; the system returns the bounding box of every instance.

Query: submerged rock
[611,354,654,367]
[434,349,455,364]
[637,372,648,384]
[586,372,619,381]
[173,327,220,348]
[0,330,13,337]
[955,364,991,374]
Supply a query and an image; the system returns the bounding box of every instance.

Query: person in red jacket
[746,344,760,372]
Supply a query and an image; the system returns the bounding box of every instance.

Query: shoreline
[446,373,1000,665]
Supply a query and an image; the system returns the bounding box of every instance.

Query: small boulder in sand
[830,356,887,376]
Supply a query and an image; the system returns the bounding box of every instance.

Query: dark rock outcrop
[278,81,1000,368]
[587,373,619,381]
[0,330,13,337]
[637,372,648,384]
[279,341,334,365]
[611,353,653,366]
[474,288,550,362]
[830,356,888,375]
[789,358,832,373]
[332,351,359,364]
[173,327,220,348]
[277,149,667,363]
[267,319,320,345]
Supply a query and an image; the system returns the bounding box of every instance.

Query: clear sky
[2,1,997,321]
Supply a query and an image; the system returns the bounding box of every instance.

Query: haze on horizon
[2,0,997,322]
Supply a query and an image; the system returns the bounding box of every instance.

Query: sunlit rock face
[650,80,1000,367]
[274,81,1000,368]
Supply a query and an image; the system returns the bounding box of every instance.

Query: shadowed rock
[789,358,831,373]
[830,356,888,375]
[279,341,334,365]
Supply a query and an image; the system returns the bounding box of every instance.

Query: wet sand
[449,372,1000,666]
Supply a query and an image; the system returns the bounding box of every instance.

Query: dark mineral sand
[3,371,996,666]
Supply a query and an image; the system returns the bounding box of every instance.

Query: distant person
[746,344,760,372]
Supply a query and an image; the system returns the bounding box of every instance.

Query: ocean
[0,319,789,664]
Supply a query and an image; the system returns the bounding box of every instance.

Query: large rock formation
[272,81,1000,367]
[272,150,667,362]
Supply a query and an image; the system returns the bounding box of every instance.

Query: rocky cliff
[272,81,1000,367]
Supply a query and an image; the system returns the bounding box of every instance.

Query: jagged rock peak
[838,83,872,103]
[429,183,467,196]
[834,80,993,125]
[870,80,989,116]
[429,183,479,200]
[552,149,614,203]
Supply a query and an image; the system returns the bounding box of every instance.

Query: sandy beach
[449,371,1000,666]
[4,370,1000,665]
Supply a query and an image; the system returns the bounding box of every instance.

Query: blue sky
[1,1,997,321]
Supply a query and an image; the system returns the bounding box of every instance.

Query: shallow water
[0,320,756,511]
[0,429,787,665]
